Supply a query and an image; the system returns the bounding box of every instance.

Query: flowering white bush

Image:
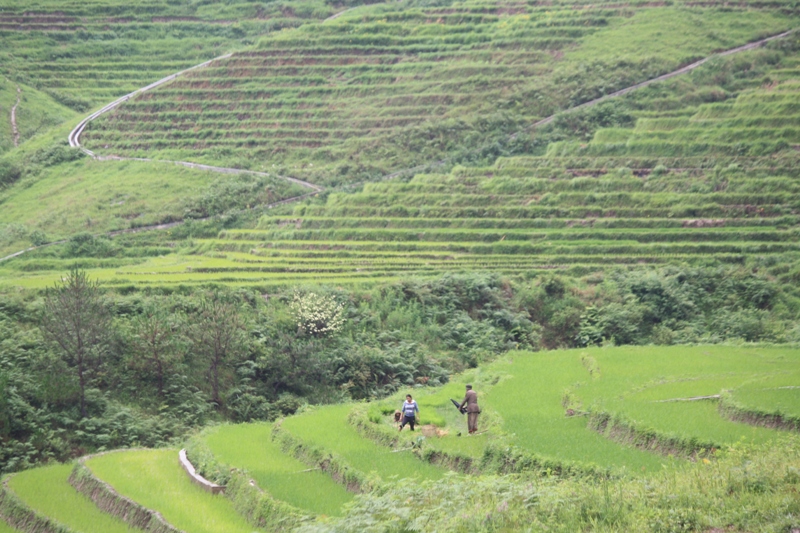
[290,291,345,337]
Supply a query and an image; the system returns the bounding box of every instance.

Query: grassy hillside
[0,0,381,113]
[0,81,77,155]
[80,1,795,182]
[0,157,310,258]
[3,26,799,289]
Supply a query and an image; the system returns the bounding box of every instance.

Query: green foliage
[577,267,786,346]
[184,173,309,220]
[297,437,800,533]
[40,268,112,418]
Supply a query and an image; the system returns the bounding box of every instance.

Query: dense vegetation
[1,267,797,474]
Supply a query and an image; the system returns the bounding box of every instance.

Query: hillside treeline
[1,266,797,473]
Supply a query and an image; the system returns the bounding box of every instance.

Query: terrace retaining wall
[178,449,224,495]
[718,396,800,433]
[69,453,184,533]
[588,411,718,460]
[271,422,369,493]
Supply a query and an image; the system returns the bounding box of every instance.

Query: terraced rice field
[203,423,353,516]
[6,463,137,533]
[281,404,447,481]
[7,39,799,288]
[80,0,791,176]
[731,375,800,419]
[360,346,800,472]
[2,346,797,529]
[549,81,800,158]
[86,449,256,533]
[0,0,369,112]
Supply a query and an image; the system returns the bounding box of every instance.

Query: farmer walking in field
[460,384,480,434]
[399,394,419,431]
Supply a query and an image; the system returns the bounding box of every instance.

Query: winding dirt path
[10,85,20,147]
[0,27,794,264]
[384,28,797,181]
[511,28,796,138]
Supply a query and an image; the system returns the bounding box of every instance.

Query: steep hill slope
[0,0,381,113]
[80,2,794,184]
[0,80,76,155]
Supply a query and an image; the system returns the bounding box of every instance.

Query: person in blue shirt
[399,394,419,431]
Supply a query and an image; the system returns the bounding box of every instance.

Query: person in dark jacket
[459,384,480,434]
[399,394,419,431]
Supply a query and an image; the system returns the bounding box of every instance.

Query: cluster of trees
[1,266,797,473]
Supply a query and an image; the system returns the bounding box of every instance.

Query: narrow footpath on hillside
[0,28,795,264]
[10,85,20,147]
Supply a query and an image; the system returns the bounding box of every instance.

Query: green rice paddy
[483,351,671,472]
[281,404,446,482]
[575,346,797,443]
[368,346,800,473]
[730,372,800,419]
[0,518,15,533]
[7,463,137,533]
[4,346,798,528]
[203,423,353,516]
[86,449,257,533]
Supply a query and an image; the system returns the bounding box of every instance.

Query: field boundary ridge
[71,452,184,533]
[0,475,72,533]
[718,392,800,433]
[348,405,603,478]
[183,435,309,532]
[271,421,372,493]
[178,449,224,495]
[588,411,718,461]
